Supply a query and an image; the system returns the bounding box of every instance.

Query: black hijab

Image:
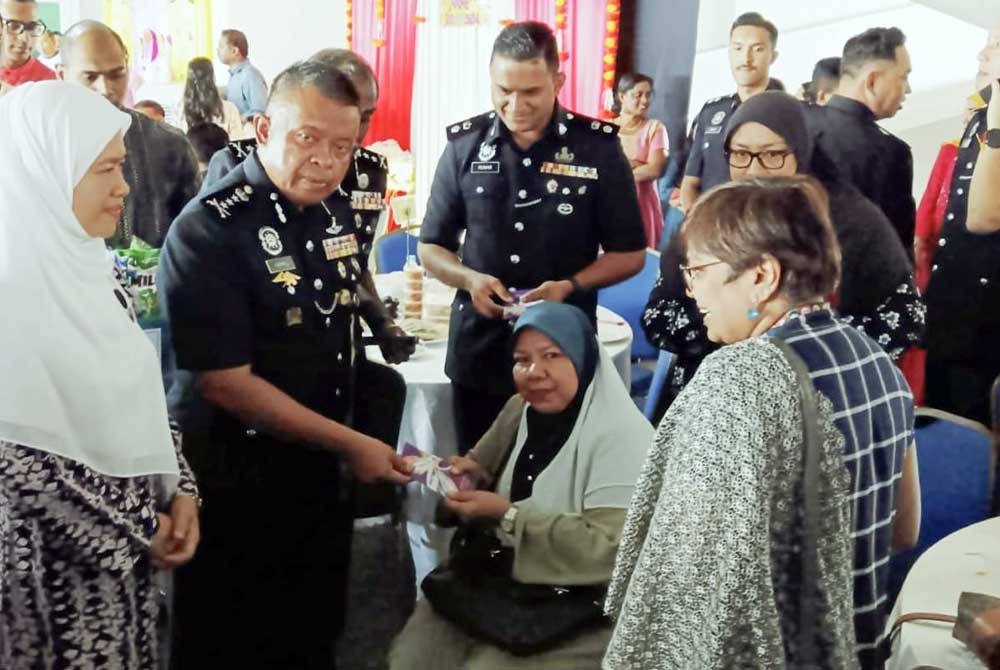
[722,91,913,316]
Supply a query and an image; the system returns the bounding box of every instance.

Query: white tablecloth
[367,277,633,584]
[886,517,1000,670]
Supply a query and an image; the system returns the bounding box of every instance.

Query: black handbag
[420,520,608,656]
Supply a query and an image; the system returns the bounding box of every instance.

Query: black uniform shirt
[684,93,740,192]
[807,95,915,249]
[159,152,370,436]
[925,107,1000,361]
[200,140,388,263]
[421,106,645,391]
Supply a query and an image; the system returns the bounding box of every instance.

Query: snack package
[113,237,160,319]
[401,443,475,496]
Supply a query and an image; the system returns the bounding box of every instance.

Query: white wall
[209,1,348,87]
[58,0,348,98]
[690,1,988,198]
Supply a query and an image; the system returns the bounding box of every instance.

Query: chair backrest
[642,349,674,421]
[888,407,996,602]
[374,231,420,274]
[597,249,660,360]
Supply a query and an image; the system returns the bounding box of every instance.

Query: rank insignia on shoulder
[227,139,257,160]
[446,112,492,139]
[204,184,254,220]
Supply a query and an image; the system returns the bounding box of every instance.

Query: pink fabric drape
[352,0,419,149]
[514,0,607,117]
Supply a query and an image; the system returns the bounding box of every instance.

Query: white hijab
[0,81,180,483]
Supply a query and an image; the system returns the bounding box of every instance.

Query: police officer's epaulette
[702,93,736,108]
[355,146,389,173]
[201,181,256,222]
[567,112,620,138]
[445,111,494,140]
[226,138,258,161]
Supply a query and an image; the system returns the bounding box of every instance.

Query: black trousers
[452,382,513,456]
[352,358,407,518]
[172,436,353,670]
[924,355,999,427]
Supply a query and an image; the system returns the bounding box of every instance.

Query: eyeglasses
[2,18,47,37]
[679,260,725,286]
[726,149,792,170]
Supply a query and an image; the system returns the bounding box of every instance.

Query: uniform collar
[826,95,876,123]
[485,104,571,148]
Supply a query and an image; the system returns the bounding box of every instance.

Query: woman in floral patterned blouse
[643,91,924,422]
[0,81,199,669]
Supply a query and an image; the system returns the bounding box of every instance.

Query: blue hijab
[508,302,599,501]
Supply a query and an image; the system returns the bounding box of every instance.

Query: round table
[886,517,1000,669]
[368,274,634,584]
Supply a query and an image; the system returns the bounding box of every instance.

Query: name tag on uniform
[265,255,297,274]
[704,125,723,135]
[540,161,598,180]
[351,191,384,210]
[323,234,360,261]
[470,161,500,174]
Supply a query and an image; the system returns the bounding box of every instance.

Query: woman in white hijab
[0,81,200,669]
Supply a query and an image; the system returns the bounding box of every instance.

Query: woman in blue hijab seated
[390,302,652,670]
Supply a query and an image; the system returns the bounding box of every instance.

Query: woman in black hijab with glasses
[643,91,924,422]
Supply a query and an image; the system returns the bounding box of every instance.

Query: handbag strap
[770,337,822,665]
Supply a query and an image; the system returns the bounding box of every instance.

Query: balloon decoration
[346,0,353,46]
[554,0,568,62]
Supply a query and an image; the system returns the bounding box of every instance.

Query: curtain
[353,0,419,149]
[410,0,516,221]
[515,0,607,117]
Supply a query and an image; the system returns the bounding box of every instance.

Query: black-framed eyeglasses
[726,149,792,170]
[679,260,725,285]
[2,18,47,37]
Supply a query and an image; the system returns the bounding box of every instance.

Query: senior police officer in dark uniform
[680,12,780,211]
[925,21,1000,425]
[805,27,915,251]
[158,60,411,670]
[418,21,646,455]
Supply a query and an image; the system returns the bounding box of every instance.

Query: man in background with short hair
[679,11,780,210]
[803,56,841,105]
[217,28,267,122]
[807,27,915,251]
[0,0,55,86]
[60,20,199,248]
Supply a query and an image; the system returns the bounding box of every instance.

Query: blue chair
[642,349,674,422]
[373,232,420,273]
[887,408,996,604]
[597,249,660,361]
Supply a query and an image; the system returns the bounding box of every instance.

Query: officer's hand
[989,80,1000,131]
[522,280,574,304]
[377,322,417,364]
[348,436,413,484]
[465,272,511,319]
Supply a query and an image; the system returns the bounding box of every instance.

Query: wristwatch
[500,505,519,534]
[985,128,1000,149]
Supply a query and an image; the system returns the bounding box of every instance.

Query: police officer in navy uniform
[925,21,1000,425]
[680,12,780,210]
[419,22,646,455]
[805,27,914,251]
[158,60,411,670]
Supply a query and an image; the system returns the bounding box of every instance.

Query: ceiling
[913,0,997,28]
